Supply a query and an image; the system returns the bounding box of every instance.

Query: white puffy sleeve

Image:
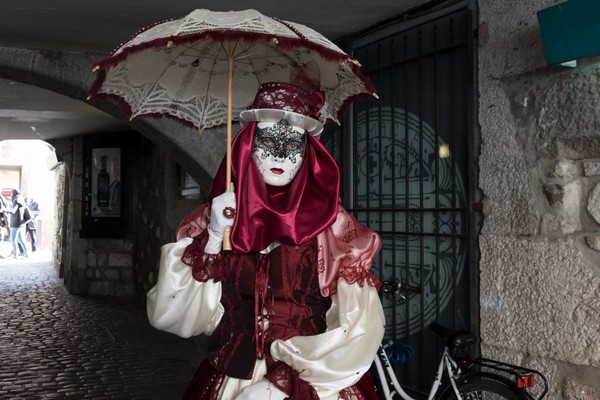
[269,278,385,399]
[146,237,224,338]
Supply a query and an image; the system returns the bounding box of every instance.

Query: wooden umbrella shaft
[225,47,233,192]
[222,42,234,251]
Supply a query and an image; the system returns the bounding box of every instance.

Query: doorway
[323,2,478,393]
[0,140,60,262]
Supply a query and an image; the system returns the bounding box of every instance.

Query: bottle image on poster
[97,155,110,207]
[91,148,121,218]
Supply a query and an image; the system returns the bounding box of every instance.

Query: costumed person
[147,82,385,400]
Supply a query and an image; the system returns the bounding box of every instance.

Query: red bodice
[207,239,331,379]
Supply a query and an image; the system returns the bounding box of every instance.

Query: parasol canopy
[87,8,377,131]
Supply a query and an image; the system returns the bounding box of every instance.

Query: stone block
[87,281,106,296]
[123,240,135,252]
[104,268,120,281]
[480,236,600,367]
[542,183,563,206]
[551,159,578,179]
[108,253,133,267]
[540,213,579,235]
[96,253,108,267]
[563,180,582,227]
[121,269,134,281]
[583,161,600,177]
[585,235,600,251]
[557,138,600,160]
[564,377,600,400]
[587,183,600,225]
[91,239,128,251]
[86,252,97,268]
[541,181,581,234]
[87,280,135,297]
[110,282,135,297]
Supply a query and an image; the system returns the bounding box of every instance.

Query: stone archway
[0,46,223,187]
[0,46,228,298]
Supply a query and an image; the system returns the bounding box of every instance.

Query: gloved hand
[235,379,288,400]
[205,185,236,254]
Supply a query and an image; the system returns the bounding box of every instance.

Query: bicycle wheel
[441,377,523,400]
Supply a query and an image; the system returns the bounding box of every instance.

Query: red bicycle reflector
[516,374,535,388]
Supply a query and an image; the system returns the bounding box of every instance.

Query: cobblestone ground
[0,248,206,400]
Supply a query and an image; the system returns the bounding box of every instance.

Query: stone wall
[83,238,136,296]
[62,137,85,295]
[52,162,67,276]
[54,133,205,300]
[478,0,600,398]
[134,136,207,303]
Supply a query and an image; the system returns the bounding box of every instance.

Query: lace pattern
[265,361,319,400]
[327,265,382,297]
[317,203,382,297]
[181,231,228,282]
[116,9,345,58]
[89,9,376,131]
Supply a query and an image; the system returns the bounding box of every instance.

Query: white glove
[235,379,288,400]
[205,186,236,254]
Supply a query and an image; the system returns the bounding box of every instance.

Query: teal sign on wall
[538,0,600,65]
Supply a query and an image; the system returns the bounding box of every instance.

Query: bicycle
[372,280,549,400]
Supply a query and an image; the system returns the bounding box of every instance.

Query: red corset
[208,240,331,379]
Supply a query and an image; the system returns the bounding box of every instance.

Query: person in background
[147,82,385,400]
[0,194,9,242]
[25,197,40,252]
[0,189,31,259]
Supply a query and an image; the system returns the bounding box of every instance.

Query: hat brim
[239,109,324,136]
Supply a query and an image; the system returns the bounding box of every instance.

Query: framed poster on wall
[91,147,121,218]
[80,132,136,239]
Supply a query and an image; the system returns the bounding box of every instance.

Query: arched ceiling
[0,0,432,140]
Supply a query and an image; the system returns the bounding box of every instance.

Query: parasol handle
[222,42,235,251]
[223,226,232,251]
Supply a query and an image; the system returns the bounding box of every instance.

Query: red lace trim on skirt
[265,361,319,400]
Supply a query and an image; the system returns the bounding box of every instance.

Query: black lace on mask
[253,119,306,163]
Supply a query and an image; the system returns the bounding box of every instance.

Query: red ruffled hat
[239,82,325,135]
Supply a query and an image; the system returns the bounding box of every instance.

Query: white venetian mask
[252,119,306,186]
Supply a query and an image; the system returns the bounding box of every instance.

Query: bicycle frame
[373,344,463,400]
[374,282,548,400]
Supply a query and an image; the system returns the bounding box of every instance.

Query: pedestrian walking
[0,189,31,259]
[0,194,9,242]
[25,197,40,252]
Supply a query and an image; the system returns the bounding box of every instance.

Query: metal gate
[322,3,478,394]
